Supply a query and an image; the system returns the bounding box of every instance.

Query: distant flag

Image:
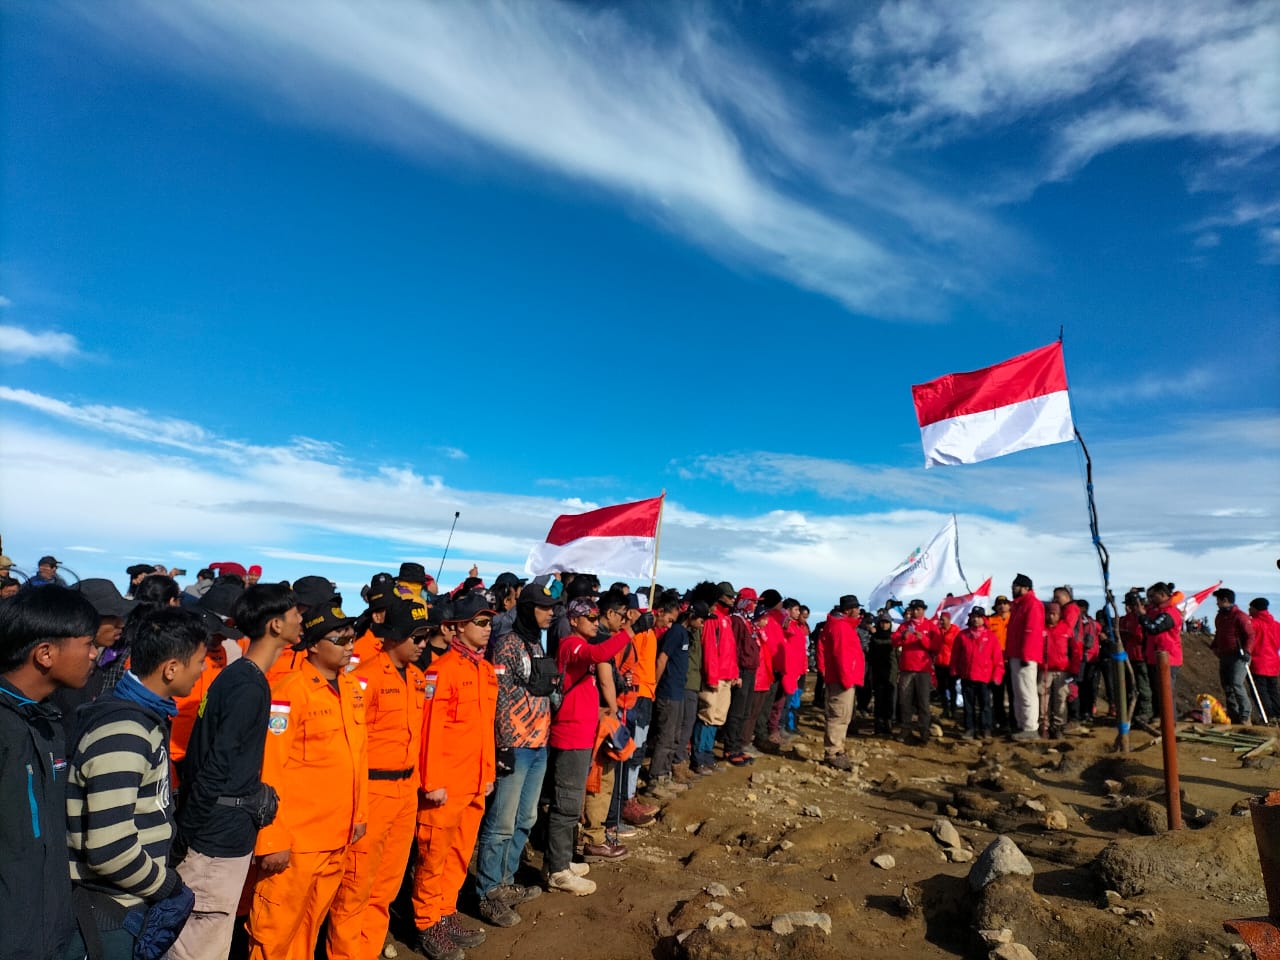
[525,495,664,580]
[865,515,969,615]
[932,577,993,625]
[1179,581,1222,621]
[912,342,1075,468]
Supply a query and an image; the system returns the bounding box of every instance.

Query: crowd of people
[2,551,1277,960]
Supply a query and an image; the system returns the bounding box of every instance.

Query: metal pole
[647,491,666,606]
[1156,651,1182,831]
[436,511,460,583]
[1245,668,1270,725]
[1111,640,1130,754]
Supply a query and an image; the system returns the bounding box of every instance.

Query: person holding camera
[472,579,562,928]
[169,583,300,960]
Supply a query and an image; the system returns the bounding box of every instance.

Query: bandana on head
[568,598,598,619]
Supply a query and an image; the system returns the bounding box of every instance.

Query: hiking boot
[417,922,465,960]
[691,761,719,775]
[477,896,522,928]
[582,840,629,862]
[440,913,486,948]
[548,868,597,895]
[824,752,852,771]
[614,821,638,838]
[567,861,590,877]
[643,777,680,800]
[488,883,542,905]
[671,763,697,783]
[1011,729,1040,742]
[622,799,656,825]
[726,751,755,766]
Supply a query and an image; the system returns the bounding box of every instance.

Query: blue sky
[2,0,1277,608]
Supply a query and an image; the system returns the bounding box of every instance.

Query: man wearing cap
[1005,574,1046,741]
[396,562,437,606]
[1137,582,1183,714]
[721,588,760,766]
[1212,587,1255,725]
[818,595,865,769]
[472,579,561,928]
[352,574,400,667]
[24,555,65,589]
[169,583,299,960]
[247,602,368,960]
[328,599,431,960]
[893,599,942,743]
[951,607,1003,739]
[125,563,155,598]
[411,593,499,960]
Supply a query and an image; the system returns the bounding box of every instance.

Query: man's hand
[484,781,495,797]
[258,850,291,876]
[351,823,367,844]
[421,787,448,808]
[496,747,515,778]
[469,564,479,578]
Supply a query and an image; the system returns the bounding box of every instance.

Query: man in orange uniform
[412,593,498,960]
[265,576,340,685]
[327,598,430,960]
[248,602,368,960]
[351,574,399,667]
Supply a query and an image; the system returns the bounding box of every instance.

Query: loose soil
[385,637,1276,960]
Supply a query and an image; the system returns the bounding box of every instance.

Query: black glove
[496,747,515,778]
[632,612,654,633]
[1241,651,1251,664]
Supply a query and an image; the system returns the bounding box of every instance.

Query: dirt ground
[384,637,1276,960]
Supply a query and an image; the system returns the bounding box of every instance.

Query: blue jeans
[473,746,548,897]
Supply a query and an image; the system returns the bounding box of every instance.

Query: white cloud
[0,325,82,362]
[69,0,1019,319]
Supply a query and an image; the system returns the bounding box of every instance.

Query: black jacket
[0,678,75,960]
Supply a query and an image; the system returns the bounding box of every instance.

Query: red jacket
[935,622,961,668]
[1142,603,1183,667]
[1044,621,1072,671]
[1213,605,1254,658]
[1081,616,1101,663]
[1119,612,1145,663]
[893,617,941,673]
[951,627,1004,684]
[772,613,806,695]
[754,617,781,692]
[1006,590,1046,663]
[701,607,737,687]
[1250,610,1279,677]
[819,613,865,689]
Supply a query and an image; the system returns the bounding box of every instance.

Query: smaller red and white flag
[912,342,1074,468]
[932,577,992,625]
[1179,581,1222,621]
[525,495,664,579]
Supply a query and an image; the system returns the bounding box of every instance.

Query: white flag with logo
[866,515,969,614]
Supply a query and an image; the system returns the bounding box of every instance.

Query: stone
[968,836,1034,892]
[1024,799,1046,813]
[872,854,896,869]
[826,873,838,882]
[686,822,703,834]
[990,944,1037,960]
[930,723,944,738]
[704,882,731,899]
[1102,890,1124,908]
[801,804,823,818]
[771,911,832,936]
[727,912,748,929]
[945,804,959,818]
[947,847,974,863]
[1043,810,1068,831]
[978,928,1014,946]
[704,915,730,933]
[707,902,723,912]
[932,818,962,849]
[778,840,795,851]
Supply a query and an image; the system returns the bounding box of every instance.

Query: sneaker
[582,840,629,862]
[961,729,977,740]
[548,868,597,895]
[1011,729,1040,741]
[614,822,638,838]
[488,883,542,905]
[691,761,719,775]
[477,896,522,928]
[742,744,761,758]
[824,753,852,771]
[567,861,590,877]
[622,799,656,825]
[726,752,755,766]
[440,913,486,948]
[417,923,464,960]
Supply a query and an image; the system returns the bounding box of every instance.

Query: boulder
[969,836,1034,892]
[771,911,832,936]
[933,818,962,849]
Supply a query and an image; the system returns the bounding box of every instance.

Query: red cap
[248,564,263,577]
[209,562,247,578]
[737,587,758,601]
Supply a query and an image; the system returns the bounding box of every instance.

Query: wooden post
[1157,651,1182,831]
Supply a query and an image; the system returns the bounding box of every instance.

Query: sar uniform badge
[424,672,437,700]
[268,699,291,734]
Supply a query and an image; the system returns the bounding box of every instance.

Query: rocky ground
[384,638,1276,960]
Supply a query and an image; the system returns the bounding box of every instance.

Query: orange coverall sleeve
[255,672,306,856]
[340,673,369,828]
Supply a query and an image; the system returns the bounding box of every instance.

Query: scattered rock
[897,883,922,918]
[932,818,962,849]
[969,836,1034,892]
[1043,810,1069,831]
[944,804,959,818]
[685,822,703,835]
[872,854,896,870]
[1124,799,1170,836]
[1024,799,1046,813]
[1102,889,1124,908]
[978,928,1014,946]
[930,724,944,738]
[990,943,1038,960]
[801,804,823,818]
[947,847,974,863]
[704,915,731,934]
[727,913,748,930]
[1103,779,1123,795]
[777,840,795,852]
[826,872,838,882]
[704,882,731,899]
[770,911,832,936]
[707,902,723,912]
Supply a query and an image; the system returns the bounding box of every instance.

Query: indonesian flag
[1179,581,1222,621]
[525,495,664,579]
[933,576,993,625]
[912,342,1075,468]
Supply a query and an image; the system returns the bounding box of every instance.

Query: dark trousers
[897,670,932,739]
[674,689,699,765]
[1131,661,1153,722]
[745,686,772,747]
[936,664,957,718]
[993,670,1011,730]
[1253,674,1280,719]
[649,696,684,780]
[721,665,756,754]
[545,747,592,875]
[1080,659,1101,719]
[961,679,993,734]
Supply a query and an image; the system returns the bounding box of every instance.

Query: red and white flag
[1179,581,1222,621]
[912,342,1075,468]
[932,576,993,625]
[525,495,664,579]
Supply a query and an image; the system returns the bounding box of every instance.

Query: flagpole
[951,512,973,594]
[648,491,666,605]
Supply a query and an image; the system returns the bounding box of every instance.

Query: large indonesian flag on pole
[911,342,1075,468]
[1179,581,1222,621]
[932,576,993,625]
[525,495,664,579]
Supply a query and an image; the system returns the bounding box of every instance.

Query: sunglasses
[582,614,600,622]
[322,633,356,647]
[470,618,493,628]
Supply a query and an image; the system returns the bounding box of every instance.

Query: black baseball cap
[301,602,356,646]
[382,599,431,642]
[446,593,497,623]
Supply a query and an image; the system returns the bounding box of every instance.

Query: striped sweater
[66,698,179,910]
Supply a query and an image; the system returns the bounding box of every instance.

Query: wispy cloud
[69,0,1019,320]
[0,325,82,362]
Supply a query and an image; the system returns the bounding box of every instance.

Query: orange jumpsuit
[327,650,426,959]
[248,661,368,960]
[411,644,497,930]
[264,647,304,686]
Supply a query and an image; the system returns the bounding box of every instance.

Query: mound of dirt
[1094,811,1265,898]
